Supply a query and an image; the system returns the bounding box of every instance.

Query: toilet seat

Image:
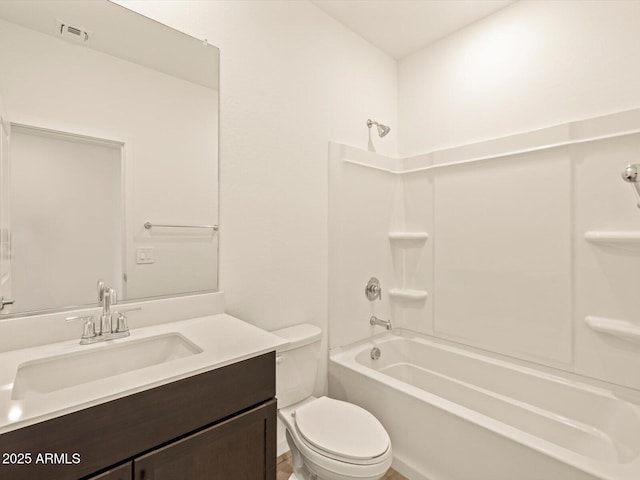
[293,397,390,465]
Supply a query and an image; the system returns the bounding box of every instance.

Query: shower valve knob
[365,277,382,301]
[621,164,640,208]
[622,164,639,183]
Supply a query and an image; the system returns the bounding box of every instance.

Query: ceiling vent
[56,19,89,44]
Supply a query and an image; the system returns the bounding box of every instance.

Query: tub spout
[370,315,392,330]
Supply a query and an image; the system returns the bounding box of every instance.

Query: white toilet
[273,324,392,480]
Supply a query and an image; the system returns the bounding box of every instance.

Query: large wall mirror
[0,1,219,317]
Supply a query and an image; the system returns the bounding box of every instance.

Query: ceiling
[311,0,516,59]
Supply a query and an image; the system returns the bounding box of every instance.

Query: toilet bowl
[273,324,392,480]
[279,396,392,480]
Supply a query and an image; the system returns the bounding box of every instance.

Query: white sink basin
[0,313,287,434]
[11,333,202,400]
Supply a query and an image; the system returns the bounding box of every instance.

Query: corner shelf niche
[584,231,640,245]
[388,232,429,305]
[389,289,428,302]
[585,316,640,344]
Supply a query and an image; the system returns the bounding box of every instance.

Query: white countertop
[0,313,287,434]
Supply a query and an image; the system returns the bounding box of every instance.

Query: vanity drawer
[0,352,275,480]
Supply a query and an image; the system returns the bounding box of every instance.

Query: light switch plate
[136,246,154,264]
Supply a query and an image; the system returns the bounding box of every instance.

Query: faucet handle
[66,315,96,344]
[108,287,117,306]
[116,307,141,315]
[116,312,128,334]
[115,307,140,333]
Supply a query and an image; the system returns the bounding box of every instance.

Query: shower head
[378,124,391,137]
[367,119,391,138]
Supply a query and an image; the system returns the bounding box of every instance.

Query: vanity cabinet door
[88,462,132,480]
[134,399,276,480]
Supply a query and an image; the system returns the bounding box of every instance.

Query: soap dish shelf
[388,232,429,242]
[585,316,640,344]
[389,289,428,302]
[584,231,640,245]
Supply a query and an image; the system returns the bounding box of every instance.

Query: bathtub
[329,330,640,480]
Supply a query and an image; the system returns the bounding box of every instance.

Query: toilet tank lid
[272,324,322,352]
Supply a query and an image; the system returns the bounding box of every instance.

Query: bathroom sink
[0,313,287,434]
[11,333,202,400]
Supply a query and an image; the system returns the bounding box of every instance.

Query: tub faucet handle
[365,277,382,301]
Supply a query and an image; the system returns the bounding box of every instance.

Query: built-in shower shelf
[388,232,429,242]
[389,289,428,301]
[585,316,640,344]
[584,231,640,245]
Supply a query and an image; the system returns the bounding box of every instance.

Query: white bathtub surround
[330,331,640,480]
[329,107,640,392]
[433,146,572,363]
[328,143,402,348]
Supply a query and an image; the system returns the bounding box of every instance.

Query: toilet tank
[272,324,322,409]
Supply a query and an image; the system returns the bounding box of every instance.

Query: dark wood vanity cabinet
[88,463,132,480]
[134,400,275,480]
[87,400,276,480]
[0,352,276,480]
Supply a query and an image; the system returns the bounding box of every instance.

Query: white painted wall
[398,0,640,156]
[115,1,399,391]
[0,17,218,310]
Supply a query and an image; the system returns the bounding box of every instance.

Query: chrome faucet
[370,315,392,330]
[66,280,140,344]
[99,284,117,335]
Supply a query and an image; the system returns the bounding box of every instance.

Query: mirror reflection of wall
[11,127,123,313]
[0,1,219,316]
